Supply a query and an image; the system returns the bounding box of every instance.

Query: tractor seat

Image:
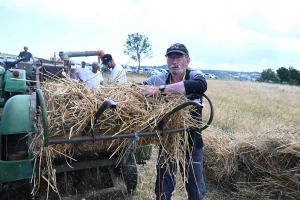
[17,62,33,76]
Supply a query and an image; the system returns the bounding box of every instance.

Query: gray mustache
[170,65,181,68]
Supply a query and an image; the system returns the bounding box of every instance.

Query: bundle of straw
[203,125,300,199]
[30,76,203,197]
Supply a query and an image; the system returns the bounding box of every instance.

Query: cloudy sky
[1,0,300,72]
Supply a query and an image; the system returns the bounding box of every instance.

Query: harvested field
[133,78,300,200]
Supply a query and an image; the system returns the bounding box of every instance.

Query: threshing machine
[0,51,214,199]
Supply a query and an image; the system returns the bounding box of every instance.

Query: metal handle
[160,94,214,132]
[36,89,49,147]
[93,100,116,123]
[200,93,214,131]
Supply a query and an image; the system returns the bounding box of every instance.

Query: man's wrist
[159,85,166,93]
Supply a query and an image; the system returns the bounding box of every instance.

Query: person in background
[85,62,104,88]
[57,51,64,62]
[18,46,35,63]
[102,54,127,84]
[143,43,207,200]
[76,61,89,82]
[70,65,77,80]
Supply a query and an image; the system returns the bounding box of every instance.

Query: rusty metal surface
[29,93,37,121]
[54,157,118,173]
[35,67,40,88]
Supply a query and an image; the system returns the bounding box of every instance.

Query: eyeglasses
[166,55,186,61]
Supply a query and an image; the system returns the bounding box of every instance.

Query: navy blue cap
[102,54,113,64]
[165,43,189,56]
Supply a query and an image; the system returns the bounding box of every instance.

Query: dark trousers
[155,147,206,200]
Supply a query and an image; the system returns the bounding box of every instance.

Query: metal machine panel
[17,62,33,76]
[0,159,32,182]
[0,95,34,134]
[4,69,27,92]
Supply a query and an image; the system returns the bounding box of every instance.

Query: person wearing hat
[102,54,127,84]
[76,61,90,82]
[143,43,207,200]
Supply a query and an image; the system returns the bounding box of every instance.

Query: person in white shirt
[76,61,90,82]
[85,62,104,89]
[102,54,127,84]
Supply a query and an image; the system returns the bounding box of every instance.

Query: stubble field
[125,74,300,200]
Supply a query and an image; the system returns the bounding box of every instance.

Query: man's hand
[143,85,160,95]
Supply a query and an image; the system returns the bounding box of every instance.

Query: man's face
[166,53,190,76]
[82,63,86,68]
[24,47,28,52]
[104,61,112,68]
[92,66,98,73]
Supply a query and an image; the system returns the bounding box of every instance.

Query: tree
[124,33,153,73]
[288,67,300,85]
[276,67,289,83]
[258,68,280,83]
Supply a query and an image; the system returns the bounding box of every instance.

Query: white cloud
[1,0,300,72]
[276,38,300,52]
[3,0,135,28]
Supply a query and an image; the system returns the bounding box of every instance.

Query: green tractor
[0,59,36,198]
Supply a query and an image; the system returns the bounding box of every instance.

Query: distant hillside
[201,70,261,81]
[0,53,17,57]
[129,64,261,81]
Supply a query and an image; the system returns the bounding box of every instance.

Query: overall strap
[166,69,191,84]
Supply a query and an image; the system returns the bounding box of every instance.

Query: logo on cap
[102,54,113,64]
[170,44,180,49]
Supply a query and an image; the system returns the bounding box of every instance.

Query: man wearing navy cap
[143,43,207,200]
[102,54,127,84]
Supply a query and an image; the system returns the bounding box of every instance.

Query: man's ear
[186,57,191,64]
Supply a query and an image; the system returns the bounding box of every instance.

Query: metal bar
[36,89,49,146]
[62,51,101,59]
[48,128,186,145]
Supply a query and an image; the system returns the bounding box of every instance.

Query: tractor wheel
[122,162,138,195]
